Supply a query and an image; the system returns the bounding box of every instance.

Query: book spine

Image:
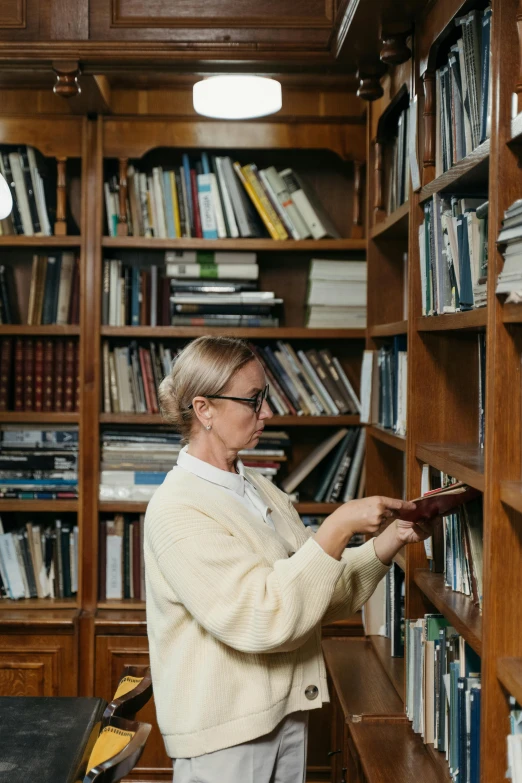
[197,173,218,239]
[33,338,44,412]
[0,338,12,411]
[23,338,34,411]
[13,337,24,411]
[56,252,74,325]
[54,338,65,411]
[190,169,203,238]
[63,339,75,412]
[233,163,281,241]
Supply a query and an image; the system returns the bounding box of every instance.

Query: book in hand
[400,482,481,523]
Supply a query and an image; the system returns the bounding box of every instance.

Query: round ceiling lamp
[193,75,282,120]
[0,174,13,220]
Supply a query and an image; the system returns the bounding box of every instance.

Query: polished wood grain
[102,236,366,251]
[370,200,409,239]
[419,140,490,202]
[100,326,366,340]
[367,425,406,452]
[501,303,522,323]
[497,658,522,706]
[99,413,361,427]
[368,635,404,700]
[0,325,80,336]
[0,500,78,512]
[0,412,80,423]
[416,309,488,332]
[414,570,482,655]
[322,638,406,721]
[349,721,446,782]
[500,481,522,514]
[368,320,408,337]
[415,443,485,492]
[0,599,77,610]
[0,236,81,246]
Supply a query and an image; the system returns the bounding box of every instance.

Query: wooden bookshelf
[368,320,408,337]
[501,303,522,323]
[0,412,80,423]
[0,325,81,336]
[416,309,488,332]
[99,413,360,427]
[368,635,404,700]
[0,500,78,512]
[100,326,366,340]
[0,236,81,247]
[102,237,366,252]
[414,570,482,656]
[418,140,490,203]
[367,425,406,452]
[500,481,522,515]
[369,201,409,240]
[497,658,522,706]
[415,444,485,492]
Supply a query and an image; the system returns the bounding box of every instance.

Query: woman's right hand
[325,495,417,538]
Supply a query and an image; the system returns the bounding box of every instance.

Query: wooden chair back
[103,665,153,723]
[83,715,151,783]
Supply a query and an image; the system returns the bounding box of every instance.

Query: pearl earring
[206,424,212,431]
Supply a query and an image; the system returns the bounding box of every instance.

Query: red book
[0,338,12,411]
[131,520,141,602]
[63,339,75,412]
[190,169,203,238]
[140,270,150,326]
[54,339,65,411]
[400,482,481,523]
[33,339,44,412]
[74,340,80,412]
[43,340,54,412]
[68,257,80,325]
[23,338,34,411]
[143,349,159,414]
[138,347,153,413]
[13,338,24,411]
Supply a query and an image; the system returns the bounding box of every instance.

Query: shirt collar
[177,445,246,496]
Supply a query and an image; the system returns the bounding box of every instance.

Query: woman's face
[206,359,273,452]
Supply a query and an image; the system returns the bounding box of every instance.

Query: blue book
[201,152,211,175]
[457,213,473,310]
[450,661,461,777]
[197,173,218,239]
[0,478,78,486]
[469,685,481,783]
[131,267,140,326]
[133,471,167,485]
[163,171,176,238]
[182,154,194,233]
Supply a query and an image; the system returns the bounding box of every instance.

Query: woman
[145,336,430,783]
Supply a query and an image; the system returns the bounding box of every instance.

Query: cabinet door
[307,699,332,779]
[95,635,171,781]
[0,632,77,696]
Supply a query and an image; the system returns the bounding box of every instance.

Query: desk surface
[0,696,106,782]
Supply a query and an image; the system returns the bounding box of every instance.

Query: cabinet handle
[341,767,347,783]
[327,749,342,757]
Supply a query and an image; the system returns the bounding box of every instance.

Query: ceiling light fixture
[193,75,282,120]
[0,175,13,220]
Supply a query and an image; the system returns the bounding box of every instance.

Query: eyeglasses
[188,384,269,414]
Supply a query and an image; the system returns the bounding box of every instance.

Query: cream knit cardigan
[144,466,389,759]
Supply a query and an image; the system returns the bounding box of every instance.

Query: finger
[380,497,416,512]
[412,522,430,539]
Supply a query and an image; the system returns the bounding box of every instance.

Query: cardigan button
[305,685,319,700]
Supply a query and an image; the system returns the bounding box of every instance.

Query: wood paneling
[0,628,77,696]
[0,0,25,28]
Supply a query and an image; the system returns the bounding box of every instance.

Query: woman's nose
[258,399,273,419]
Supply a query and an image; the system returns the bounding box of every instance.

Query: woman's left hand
[394,517,436,545]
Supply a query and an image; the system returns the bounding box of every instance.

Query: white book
[106,519,123,600]
[332,356,361,414]
[56,252,75,325]
[215,157,239,238]
[258,169,298,239]
[209,173,227,238]
[360,350,376,424]
[197,173,218,240]
[0,533,25,599]
[309,259,367,281]
[279,167,339,239]
[152,167,168,239]
[150,264,158,327]
[307,280,367,307]
[342,430,366,501]
[261,166,310,239]
[275,349,316,415]
[166,263,258,280]
[298,350,339,415]
[170,292,276,305]
[27,147,51,236]
[13,534,30,598]
[418,223,427,316]
[138,172,152,237]
[9,152,33,235]
[165,250,256,265]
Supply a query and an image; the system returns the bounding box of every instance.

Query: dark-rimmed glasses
[188,384,269,414]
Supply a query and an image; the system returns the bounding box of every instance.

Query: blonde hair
[158,336,256,441]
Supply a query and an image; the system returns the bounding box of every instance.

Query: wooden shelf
[497,658,522,705]
[0,500,78,512]
[500,481,522,514]
[98,500,342,515]
[102,237,366,252]
[424,744,452,781]
[0,325,80,336]
[98,600,145,611]
[416,309,487,332]
[393,548,406,571]
[100,326,366,340]
[0,412,79,424]
[502,303,522,324]
[0,598,77,610]
[368,320,408,337]
[370,201,409,240]
[99,412,360,427]
[415,443,485,492]
[367,425,406,452]
[0,236,81,247]
[419,140,490,202]
[414,570,482,655]
[368,635,404,700]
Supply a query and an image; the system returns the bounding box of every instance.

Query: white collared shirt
[176,445,276,531]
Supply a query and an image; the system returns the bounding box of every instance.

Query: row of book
[360,339,407,435]
[496,199,522,302]
[0,337,80,413]
[362,562,405,658]
[281,427,365,503]
[422,466,484,612]
[106,153,340,240]
[0,145,54,236]
[406,615,481,783]
[435,6,492,176]
[99,428,291,501]
[100,514,145,601]
[386,105,410,214]
[101,339,361,418]
[0,426,78,500]
[306,259,367,329]
[419,196,488,315]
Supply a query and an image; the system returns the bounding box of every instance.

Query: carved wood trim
[422,70,436,182]
[117,157,129,237]
[0,0,25,28]
[373,141,384,213]
[111,0,333,29]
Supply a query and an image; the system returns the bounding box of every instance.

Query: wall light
[193,75,282,120]
[0,174,13,220]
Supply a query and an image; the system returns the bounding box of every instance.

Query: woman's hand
[394,517,435,545]
[373,516,436,565]
[326,495,417,538]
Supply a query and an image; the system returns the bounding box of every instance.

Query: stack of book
[507,697,522,781]
[386,106,410,213]
[105,152,340,240]
[306,259,367,328]
[421,467,484,612]
[360,338,408,435]
[102,341,174,415]
[0,254,79,325]
[496,199,522,301]
[0,337,79,413]
[99,514,145,601]
[0,425,78,500]
[435,5,492,176]
[363,563,405,657]
[281,426,365,502]
[99,428,290,500]
[419,196,488,315]
[406,615,481,783]
[0,145,55,236]
[0,516,78,599]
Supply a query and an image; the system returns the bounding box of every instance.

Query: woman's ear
[191,396,212,428]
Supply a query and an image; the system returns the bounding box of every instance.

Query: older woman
[145,335,429,783]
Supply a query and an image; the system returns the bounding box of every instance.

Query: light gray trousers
[172,711,309,783]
